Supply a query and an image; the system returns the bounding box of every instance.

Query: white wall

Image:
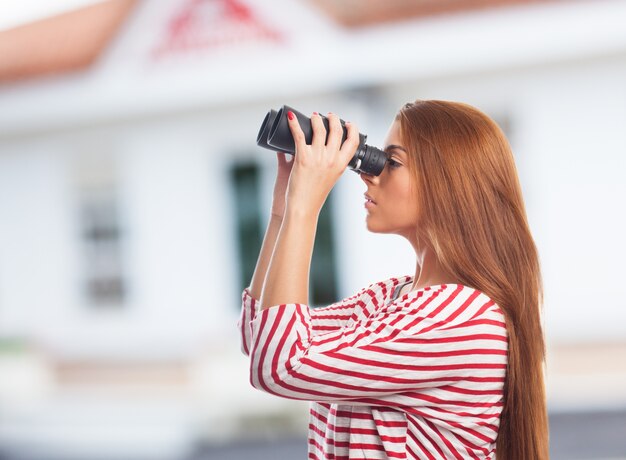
[2,2,626,456]
[2,54,626,361]
[0,138,78,341]
[0,94,414,360]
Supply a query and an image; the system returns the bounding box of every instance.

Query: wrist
[284,203,320,222]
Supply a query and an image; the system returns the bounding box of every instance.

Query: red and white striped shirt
[238,275,507,459]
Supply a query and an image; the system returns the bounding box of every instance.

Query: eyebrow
[384,144,407,157]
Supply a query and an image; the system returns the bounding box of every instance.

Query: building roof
[1,0,624,136]
[0,0,137,83]
[309,0,559,28]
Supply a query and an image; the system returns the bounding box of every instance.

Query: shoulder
[397,283,506,329]
[338,275,410,307]
[360,274,412,300]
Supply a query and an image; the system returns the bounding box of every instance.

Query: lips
[364,193,377,204]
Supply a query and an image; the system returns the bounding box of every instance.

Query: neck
[411,242,459,290]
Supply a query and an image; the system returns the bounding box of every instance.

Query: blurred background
[0,0,625,459]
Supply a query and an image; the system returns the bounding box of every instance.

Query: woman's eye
[387,159,401,169]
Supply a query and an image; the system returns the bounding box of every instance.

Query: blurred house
[1,0,625,458]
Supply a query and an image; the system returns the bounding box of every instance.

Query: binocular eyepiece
[256,105,387,176]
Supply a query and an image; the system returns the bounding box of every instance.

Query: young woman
[238,100,549,459]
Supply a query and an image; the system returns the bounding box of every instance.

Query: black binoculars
[256,105,388,176]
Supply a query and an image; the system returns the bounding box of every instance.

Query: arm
[241,111,359,353]
[237,150,293,356]
[251,150,295,301]
[241,274,374,348]
[260,208,318,310]
[249,214,284,301]
[259,110,360,311]
[237,213,283,356]
[249,285,508,405]
[238,209,376,355]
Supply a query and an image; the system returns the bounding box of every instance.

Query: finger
[339,121,360,163]
[277,151,292,163]
[283,152,294,166]
[286,111,307,156]
[325,112,343,153]
[310,112,327,150]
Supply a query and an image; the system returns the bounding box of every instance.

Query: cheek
[393,182,418,220]
[393,179,413,204]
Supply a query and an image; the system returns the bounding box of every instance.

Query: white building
[1,0,625,458]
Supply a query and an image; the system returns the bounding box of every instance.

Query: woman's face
[360,119,419,239]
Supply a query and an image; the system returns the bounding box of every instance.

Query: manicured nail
[287,111,294,120]
[312,111,318,116]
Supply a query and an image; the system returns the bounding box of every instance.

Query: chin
[365,217,387,234]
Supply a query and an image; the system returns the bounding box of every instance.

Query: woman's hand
[284,111,360,216]
[270,151,294,219]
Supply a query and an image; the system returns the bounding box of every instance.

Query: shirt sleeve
[248,284,508,405]
[237,288,258,356]
[237,284,373,357]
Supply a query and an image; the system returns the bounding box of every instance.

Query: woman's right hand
[270,152,294,219]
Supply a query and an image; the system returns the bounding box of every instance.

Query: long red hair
[397,100,549,459]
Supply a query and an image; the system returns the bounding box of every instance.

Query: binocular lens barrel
[256,105,387,176]
[256,109,278,151]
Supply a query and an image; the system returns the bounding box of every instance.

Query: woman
[238,100,549,459]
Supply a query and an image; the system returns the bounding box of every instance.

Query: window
[71,148,128,309]
[78,187,127,307]
[229,160,338,307]
[230,162,264,297]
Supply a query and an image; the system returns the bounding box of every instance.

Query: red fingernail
[287,111,294,120]
[312,112,318,116]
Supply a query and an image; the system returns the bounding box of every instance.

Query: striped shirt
[237,275,507,459]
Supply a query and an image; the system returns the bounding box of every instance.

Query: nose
[359,170,379,184]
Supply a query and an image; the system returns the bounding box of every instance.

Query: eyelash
[387,159,401,169]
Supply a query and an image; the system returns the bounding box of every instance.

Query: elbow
[236,318,251,357]
[248,359,276,393]
[248,354,299,398]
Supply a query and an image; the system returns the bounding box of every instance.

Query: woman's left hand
[284,111,360,216]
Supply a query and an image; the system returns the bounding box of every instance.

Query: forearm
[249,214,284,301]
[260,208,319,310]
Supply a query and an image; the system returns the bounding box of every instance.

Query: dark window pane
[310,189,338,306]
[78,188,126,308]
[230,162,263,299]
[229,160,338,308]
